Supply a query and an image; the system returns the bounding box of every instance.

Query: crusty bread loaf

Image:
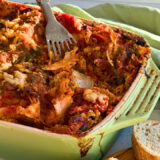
[132,120,160,160]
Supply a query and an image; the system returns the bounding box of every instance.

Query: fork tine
[61,41,65,50]
[51,41,57,56]
[71,37,77,44]
[56,42,61,55]
[46,39,51,53]
[65,40,70,50]
[68,38,72,45]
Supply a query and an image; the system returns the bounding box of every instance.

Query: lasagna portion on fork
[0,0,151,136]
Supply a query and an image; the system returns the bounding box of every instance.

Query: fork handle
[37,0,57,23]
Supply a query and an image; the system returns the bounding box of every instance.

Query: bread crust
[132,120,160,160]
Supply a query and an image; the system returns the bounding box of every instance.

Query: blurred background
[11,0,160,8]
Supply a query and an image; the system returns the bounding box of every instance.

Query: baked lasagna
[0,0,151,136]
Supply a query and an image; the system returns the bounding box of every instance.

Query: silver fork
[37,0,76,56]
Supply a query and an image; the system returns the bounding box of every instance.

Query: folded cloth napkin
[53,3,160,68]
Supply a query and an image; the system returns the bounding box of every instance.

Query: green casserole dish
[0,1,160,160]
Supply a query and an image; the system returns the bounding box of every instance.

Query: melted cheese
[0,62,12,71]
[3,71,27,88]
[83,89,107,104]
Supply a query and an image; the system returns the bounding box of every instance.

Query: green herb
[25,47,42,62]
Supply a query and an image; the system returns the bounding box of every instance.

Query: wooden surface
[104,148,135,160]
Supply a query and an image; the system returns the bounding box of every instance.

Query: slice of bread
[132,120,160,160]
